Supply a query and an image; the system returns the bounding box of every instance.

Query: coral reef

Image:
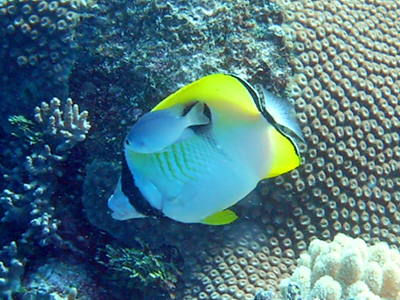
[16,256,108,300]
[281,233,400,300]
[71,0,296,161]
[59,0,400,299]
[181,225,297,300]
[0,0,336,299]
[1,97,90,246]
[254,0,400,260]
[97,240,182,299]
[79,2,302,297]
[0,0,94,128]
[0,97,91,298]
[0,242,25,299]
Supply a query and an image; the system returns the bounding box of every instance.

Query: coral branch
[34,97,91,153]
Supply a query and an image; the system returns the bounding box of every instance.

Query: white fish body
[123,112,271,223]
[108,74,304,225]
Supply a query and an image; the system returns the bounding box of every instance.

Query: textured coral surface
[3,0,400,299]
[81,0,400,298]
[282,234,400,300]
[0,98,92,298]
[0,0,91,128]
[261,0,400,254]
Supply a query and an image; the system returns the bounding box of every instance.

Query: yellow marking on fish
[155,151,172,180]
[164,147,182,180]
[154,152,171,179]
[169,144,198,181]
[171,144,192,180]
[179,142,191,171]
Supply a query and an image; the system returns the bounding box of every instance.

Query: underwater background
[1,0,400,299]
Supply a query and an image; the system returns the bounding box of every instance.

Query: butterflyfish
[108,74,304,225]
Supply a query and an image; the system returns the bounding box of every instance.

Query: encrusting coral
[0,0,94,128]
[280,233,400,300]
[78,0,293,98]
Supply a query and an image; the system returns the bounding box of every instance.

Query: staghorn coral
[280,233,400,300]
[0,97,92,299]
[0,0,94,127]
[34,97,91,152]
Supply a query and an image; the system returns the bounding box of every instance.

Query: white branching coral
[34,97,91,152]
[1,97,91,248]
[280,234,400,300]
[0,242,25,298]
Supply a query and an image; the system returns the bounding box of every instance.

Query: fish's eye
[125,139,130,145]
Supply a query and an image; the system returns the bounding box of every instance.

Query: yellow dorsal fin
[264,126,301,178]
[201,209,238,225]
[152,74,260,117]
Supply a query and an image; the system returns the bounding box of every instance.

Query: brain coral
[281,233,400,300]
[258,0,400,254]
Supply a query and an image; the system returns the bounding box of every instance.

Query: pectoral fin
[201,209,238,225]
